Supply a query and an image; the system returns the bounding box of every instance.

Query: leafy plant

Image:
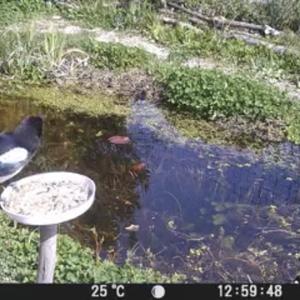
[156,65,289,121]
[83,40,153,70]
[0,212,182,283]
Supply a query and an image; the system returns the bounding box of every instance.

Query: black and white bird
[0,116,43,184]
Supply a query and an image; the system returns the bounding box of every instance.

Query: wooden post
[37,225,58,283]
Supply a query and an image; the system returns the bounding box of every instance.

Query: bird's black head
[17,116,43,138]
[24,116,43,137]
[13,116,43,153]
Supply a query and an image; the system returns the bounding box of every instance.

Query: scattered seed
[2,180,89,217]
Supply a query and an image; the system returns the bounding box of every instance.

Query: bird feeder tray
[0,171,96,226]
[0,171,96,283]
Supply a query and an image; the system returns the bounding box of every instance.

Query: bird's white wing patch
[0,147,28,164]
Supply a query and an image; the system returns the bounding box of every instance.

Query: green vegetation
[0,27,154,81]
[1,0,300,283]
[155,64,300,144]
[164,110,273,150]
[157,66,288,121]
[60,0,156,30]
[0,84,129,118]
[0,22,299,143]
[83,40,154,70]
[61,0,300,33]
[0,0,54,28]
[185,0,300,32]
[0,211,184,283]
[0,28,70,82]
[1,0,299,81]
[150,24,300,81]
[56,0,300,80]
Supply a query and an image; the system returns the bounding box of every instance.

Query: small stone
[125,224,140,232]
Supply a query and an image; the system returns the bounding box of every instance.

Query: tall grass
[61,0,157,31]
[0,0,54,28]
[0,24,155,81]
[0,26,68,81]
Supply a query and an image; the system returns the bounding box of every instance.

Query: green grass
[0,26,155,82]
[0,0,55,28]
[60,0,156,31]
[185,0,300,32]
[0,1,299,145]
[0,211,184,283]
[154,64,300,144]
[0,28,68,82]
[2,1,299,84]
[62,0,300,33]
[149,23,300,81]
[82,39,154,71]
[58,0,300,81]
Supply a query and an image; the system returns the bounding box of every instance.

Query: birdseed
[2,180,90,216]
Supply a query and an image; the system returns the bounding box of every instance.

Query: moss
[164,109,268,150]
[0,82,129,118]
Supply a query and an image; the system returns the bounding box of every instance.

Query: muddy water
[1,96,300,283]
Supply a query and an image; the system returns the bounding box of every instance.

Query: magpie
[0,116,43,183]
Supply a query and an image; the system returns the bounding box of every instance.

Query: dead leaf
[108,135,130,144]
[130,162,146,174]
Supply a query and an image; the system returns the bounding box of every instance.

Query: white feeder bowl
[0,171,96,226]
[0,171,96,283]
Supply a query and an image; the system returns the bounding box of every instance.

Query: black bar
[0,284,299,300]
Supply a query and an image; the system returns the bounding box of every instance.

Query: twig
[159,15,203,33]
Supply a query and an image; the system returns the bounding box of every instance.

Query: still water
[1,96,300,282]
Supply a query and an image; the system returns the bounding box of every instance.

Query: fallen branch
[160,9,298,57]
[167,1,281,36]
[224,31,300,56]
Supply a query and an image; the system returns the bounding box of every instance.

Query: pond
[1,91,300,283]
